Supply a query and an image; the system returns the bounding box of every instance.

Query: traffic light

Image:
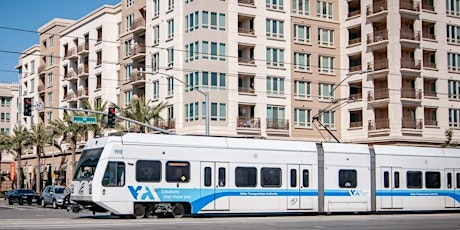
[107,107,116,127]
[23,98,32,116]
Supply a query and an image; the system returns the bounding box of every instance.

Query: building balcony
[238,57,255,65]
[366,1,388,21]
[349,93,363,101]
[367,30,388,50]
[64,92,77,101]
[130,72,146,86]
[130,45,146,60]
[400,0,421,17]
[423,61,436,69]
[66,48,78,60]
[401,118,423,135]
[401,88,422,99]
[400,29,421,46]
[38,84,45,93]
[348,9,361,18]
[130,18,146,34]
[401,58,421,73]
[64,71,78,82]
[368,119,390,136]
[349,65,362,73]
[266,119,289,136]
[423,90,437,97]
[77,43,89,55]
[38,64,46,74]
[368,88,389,101]
[238,0,255,7]
[421,1,435,11]
[77,64,89,77]
[237,117,261,135]
[424,119,437,126]
[238,27,255,36]
[350,121,363,128]
[77,89,88,98]
[156,119,176,130]
[349,37,362,46]
[367,59,389,75]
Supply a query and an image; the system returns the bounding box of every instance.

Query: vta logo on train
[128,185,155,200]
[348,189,361,196]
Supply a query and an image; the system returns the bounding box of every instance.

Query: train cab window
[383,171,389,188]
[166,161,190,182]
[457,173,460,189]
[235,167,257,187]
[290,169,297,187]
[447,173,452,189]
[204,167,212,187]
[136,160,161,182]
[406,171,422,188]
[394,172,400,188]
[218,167,226,186]
[425,171,441,189]
[261,167,282,187]
[338,169,357,188]
[102,161,125,187]
[302,170,309,187]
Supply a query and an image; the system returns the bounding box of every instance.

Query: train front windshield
[73,148,103,181]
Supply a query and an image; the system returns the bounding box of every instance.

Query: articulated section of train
[69,133,460,218]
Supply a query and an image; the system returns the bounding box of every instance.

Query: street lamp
[139,71,210,136]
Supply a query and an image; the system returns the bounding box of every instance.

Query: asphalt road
[1,200,460,230]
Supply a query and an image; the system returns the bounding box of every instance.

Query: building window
[125,64,132,82]
[292,0,310,15]
[319,55,334,73]
[49,54,53,66]
[318,28,334,46]
[167,19,174,40]
[294,52,311,71]
[126,0,134,7]
[294,108,311,127]
[294,80,311,99]
[317,0,333,19]
[47,92,53,105]
[30,79,35,93]
[153,25,159,45]
[151,53,159,72]
[47,111,52,122]
[126,14,134,31]
[124,90,132,106]
[211,102,226,121]
[266,76,285,96]
[448,53,460,72]
[153,0,159,17]
[447,25,460,44]
[449,109,460,127]
[30,60,35,74]
[48,73,53,87]
[266,19,284,39]
[448,80,460,99]
[266,0,284,10]
[202,11,226,30]
[96,74,102,89]
[168,48,174,68]
[447,0,460,16]
[318,83,334,100]
[320,111,335,129]
[294,24,311,43]
[97,27,102,42]
[185,102,199,121]
[153,81,159,100]
[49,36,54,47]
[185,41,199,62]
[266,47,285,67]
[202,41,226,61]
[167,77,174,97]
[125,39,133,57]
[185,11,199,32]
[96,50,102,66]
[168,0,174,11]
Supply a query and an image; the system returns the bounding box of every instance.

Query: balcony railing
[401,88,422,99]
[130,18,146,31]
[349,37,362,45]
[400,1,420,11]
[38,84,45,92]
[349,65,362,73]
[77,64,89,76]
[348,9,361,18]
[65,48,76,59]
[77,43,89,53]
[350,121,363,128]
[368,88,389,101]
[349,93,363,101]
[238,27,255,35]
[238,57,255,65]
[422,3,435,11]
[131,72,146,82]
[401,58,421,70]
[64,71,76,80]
[156,119,176,130]
[366,1,387,15]
[237,117,261,128]
[423,90,437,97]
[238,0,255,6]
[238,86,255,94]
[38,64,46,73]
[368,59,389,71]
[368,119,390,130]
[400,29,421,41]
[367,30,388,44]
[424,119,437,126]
[402,118,423,129]
[422,33,436,40]
[77,89,88,97]
[423,61,436,69]
[266,119,289,130]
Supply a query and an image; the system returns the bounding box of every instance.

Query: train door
[200,162,230,211]
[381,167,403,209]
[287,164,313,210]
[445,169,460,208]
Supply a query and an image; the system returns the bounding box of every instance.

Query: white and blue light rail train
[70,133,460,218]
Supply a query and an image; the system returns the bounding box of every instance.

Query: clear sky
[0,0,121,84]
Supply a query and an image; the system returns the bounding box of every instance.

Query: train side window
[235,167,257,187]
[447,173,452,189]
[290,169,297,187]
[338,169,357,188]
[425,171,440,189]
[383,171,389,188]
[394,172,400,188]
[406,171,422,188]
[261,167,282,187]
[136,160,161,182]
[302,169,309,187]
[218,167,226,186]
[166,161,190,182]
[102,161,125,187]
[456,173,460,189]
[204,167,212,187]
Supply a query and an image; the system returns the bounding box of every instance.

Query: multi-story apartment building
[340,0,460,145]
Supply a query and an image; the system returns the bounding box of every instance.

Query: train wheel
[171,203,184,218]
[134,204,145,219]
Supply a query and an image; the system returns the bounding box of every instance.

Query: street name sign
[72,116,97,124]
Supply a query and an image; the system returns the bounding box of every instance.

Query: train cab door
[381,167,403,209]
[445,169,460,208]
[287,164,313,210]
[200,162,230,211]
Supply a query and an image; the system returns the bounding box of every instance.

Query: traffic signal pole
[37,104,174,135]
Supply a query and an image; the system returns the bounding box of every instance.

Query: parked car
[7,189,40,205]
[41,186,69,209]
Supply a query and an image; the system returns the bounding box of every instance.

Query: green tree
[111,97,168,133]
[8,125,30,189]
[27,124,52,193]
[50,112,87,184]
[79,100,108,138]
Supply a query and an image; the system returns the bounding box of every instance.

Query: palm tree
[27,124,51,193]
[79,99,109,138]
[50,112,87,185]
[111,97,168,133]
[9,125,30,188]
